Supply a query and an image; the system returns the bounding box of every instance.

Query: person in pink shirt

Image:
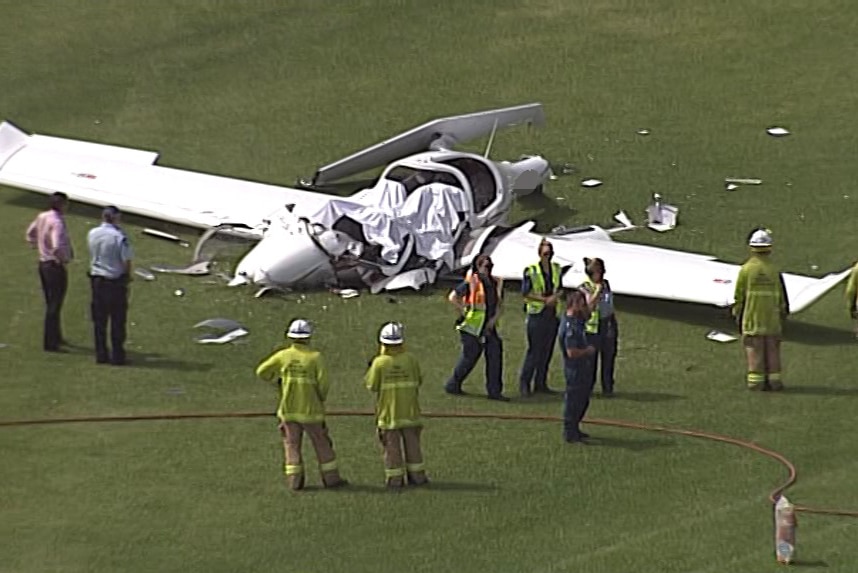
[25,192,73,352]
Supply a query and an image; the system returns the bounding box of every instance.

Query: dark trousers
[586,317,618,394]
[563,361,594,439]
[38,261,68,351]
[445,330,503,397]
[519,311,559,394]
[90,276,129,364]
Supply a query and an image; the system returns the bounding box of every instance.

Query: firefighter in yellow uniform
[731,229,790,391]
[365,322,429,490]
[255,319,348,490]
[846,261,858,338]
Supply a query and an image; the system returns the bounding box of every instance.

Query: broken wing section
[0,120,332,231]
[311,103,545,186]
[483,223,850,314]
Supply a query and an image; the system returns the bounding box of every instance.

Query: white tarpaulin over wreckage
[308,180,469,268]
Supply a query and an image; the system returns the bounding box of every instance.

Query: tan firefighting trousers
[378,426,428,488]
[280,421,345,490]
[743,335,783,390]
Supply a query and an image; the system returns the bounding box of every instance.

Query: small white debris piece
[766,127,790,137]
[150,261,211,275]
[193,319,248,345]
[636,129,650,135]
[555,196,566,201]
[581,178,603,188]
[134,268,155,281]
[726,184,739,191]
[725,178,762,185]
[811,264,819,271]
[338,289,360,299]
[94,119,102,125]
[614,210,634,228]
[0,343,8,349]
[549,174,559,180]
[142,228,190,247]
[706,330,737,343]
[174,289,185,297]
[195,328,249,345]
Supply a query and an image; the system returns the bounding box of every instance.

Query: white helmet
[748,228,773,251]
[379,322,404,345]
[286,319,313,339]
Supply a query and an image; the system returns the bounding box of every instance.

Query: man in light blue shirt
[87,206,133,365]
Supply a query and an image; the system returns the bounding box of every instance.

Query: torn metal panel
[370,268,437,294]
[150,261,211,275]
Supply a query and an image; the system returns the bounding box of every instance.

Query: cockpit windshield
[383,166,461,195]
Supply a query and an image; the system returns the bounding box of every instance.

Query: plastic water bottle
[774,495,797,564]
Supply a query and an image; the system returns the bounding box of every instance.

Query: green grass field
[1,1,857,571]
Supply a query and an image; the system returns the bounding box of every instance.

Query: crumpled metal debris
[193,318,248,344]
[150,261,211,275]
[645,194,678,232]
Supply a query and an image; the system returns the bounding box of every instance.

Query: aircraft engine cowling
[231,221,347,288]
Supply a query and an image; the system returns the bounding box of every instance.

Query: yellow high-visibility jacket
[732,255,789,336]
[256,343,328,423]
[365,345,422,430]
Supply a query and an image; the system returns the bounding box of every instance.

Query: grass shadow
[579,434,675,452]
[618,296,855,347]
[793,559,829,568]
[513,191,578,232]
[777,385,858,397]
[291,481,497,494]
[606,391,685,402]
[127,351,213,372]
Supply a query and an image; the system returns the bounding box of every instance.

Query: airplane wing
[484,223,851,315]
[0,121,333,232]
[311,103,545,186]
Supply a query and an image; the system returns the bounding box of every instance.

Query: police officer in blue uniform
[87,206,133,365]
[558,289,596,442]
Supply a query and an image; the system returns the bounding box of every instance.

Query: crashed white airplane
[0,103,851,313]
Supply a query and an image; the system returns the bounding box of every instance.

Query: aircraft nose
[232,226,335,287]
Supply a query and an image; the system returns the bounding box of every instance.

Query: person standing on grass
[558,289,597,443]
[519,238,563,397]
[444,254,509,401]
[846,260,858,338]
[365,322,428,490]
[731,228,789,391]
[578,257,619,398]
[87,206,133,365]
[255,319,348,491]
[25,192,73,352]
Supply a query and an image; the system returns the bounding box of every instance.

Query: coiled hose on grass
[1,409,856,517]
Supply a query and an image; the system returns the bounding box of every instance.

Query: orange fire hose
[1,409,856,518]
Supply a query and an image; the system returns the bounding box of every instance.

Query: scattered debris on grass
[331,288,360,299]
[150,261,211,275]
[193,318,249,345]
[142,228,190,247]
[725,178,762,185]
[766,127,790,137]
[706,330,737,343]
[636,129,650,136]
[646,194,678,232]
[581,178,603,188]
[134,268,155,281]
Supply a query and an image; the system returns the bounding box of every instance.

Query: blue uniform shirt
[558,314,588,379]
[88,223,133,279]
